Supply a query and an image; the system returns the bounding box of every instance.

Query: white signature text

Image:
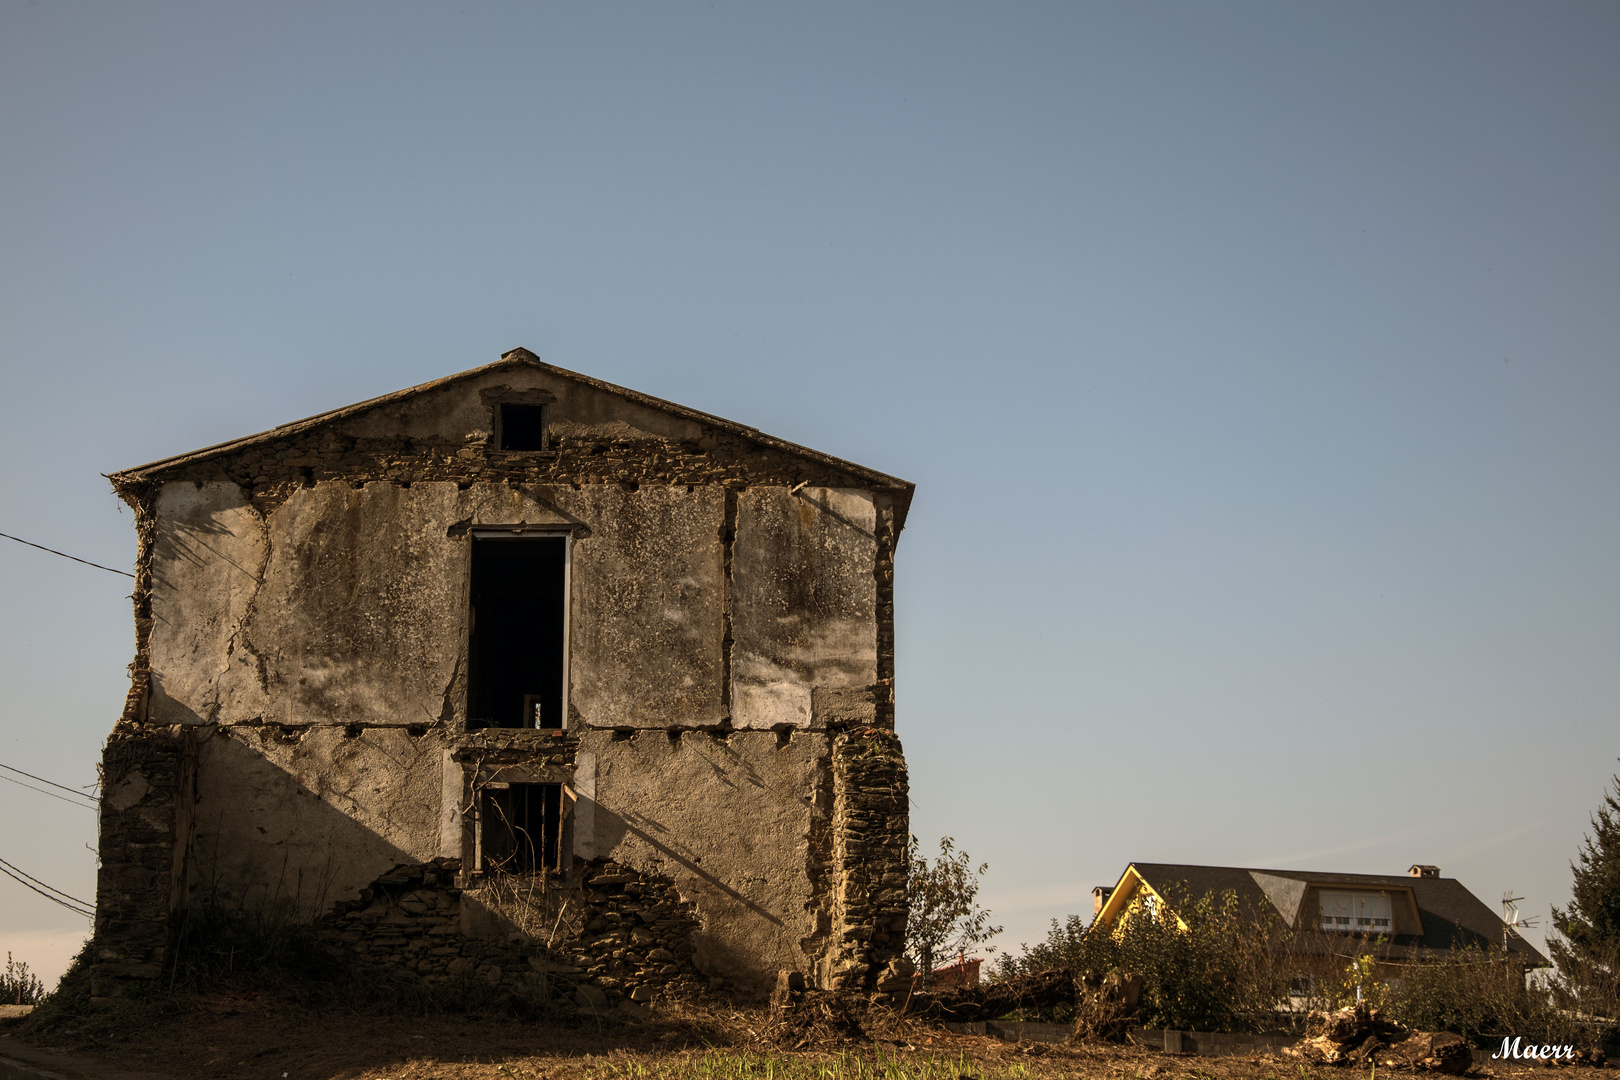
[1492,1037,1575,1061]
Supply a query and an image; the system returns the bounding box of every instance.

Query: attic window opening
[468,535,567,730]
[479,782,565,873]
[1319,890,1393,934]
[499,403,548,451]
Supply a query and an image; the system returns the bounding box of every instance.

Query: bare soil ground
[7,993,1588,1080]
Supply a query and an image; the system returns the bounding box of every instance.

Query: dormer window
[498,403,548,451]
[1320,890,1393,933]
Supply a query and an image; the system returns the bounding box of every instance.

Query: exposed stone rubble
[90,722,194,999]
[826,727,909,992]
[919,967,1078,1024]
[316,856,703,1009]
[159,422,869,516]
[563,861,703,1003]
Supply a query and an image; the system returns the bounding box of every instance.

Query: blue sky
[3,1,1618,983]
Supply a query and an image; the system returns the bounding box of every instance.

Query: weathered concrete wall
[339,367,705,447]
[189,724,445,917]
[574,727,825,989]
[732,487,879,730]
[142,363,880,508]
[566,485,726,729]
[148,479,737,731]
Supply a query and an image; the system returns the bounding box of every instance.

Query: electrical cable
[0,771,98,809]
[0,860,92,918]
[0,531,134,578]
[0,761,97,799]
[0,856,92,908]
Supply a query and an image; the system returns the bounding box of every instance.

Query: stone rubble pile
[317,855,702,1010]
[554,861,702,1004]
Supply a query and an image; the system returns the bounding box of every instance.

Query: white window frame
[1319,889,1394,934]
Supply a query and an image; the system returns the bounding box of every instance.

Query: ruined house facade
[91,350,913,1001]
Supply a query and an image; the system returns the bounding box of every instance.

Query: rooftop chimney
[1409,864,1440,878]
[1093,886,1113,916]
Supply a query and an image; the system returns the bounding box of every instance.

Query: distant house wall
[930,957,983,990]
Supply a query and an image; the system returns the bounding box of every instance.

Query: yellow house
[1090,862,1547,966]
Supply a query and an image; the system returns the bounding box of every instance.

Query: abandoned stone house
[91,349,914,1002]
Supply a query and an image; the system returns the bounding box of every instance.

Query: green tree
[1549,766,1620,1018]
[906,835,1002,986]
[0,953,46,1006]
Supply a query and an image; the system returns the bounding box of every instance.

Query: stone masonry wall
[135,419,870,518]
[91,721,194,997]
[826,727,909,992]
[317,857,702,1009]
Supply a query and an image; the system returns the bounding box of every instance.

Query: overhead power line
[0,761,97,800]
[0,530,134,578]
[0,771,97,810]
[0,857,93,919]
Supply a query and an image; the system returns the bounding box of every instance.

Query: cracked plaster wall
[732,487,878,730]
[575,728,824,986]
[190,724,445,918]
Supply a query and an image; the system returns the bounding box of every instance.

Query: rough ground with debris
[8,991,1598,1080]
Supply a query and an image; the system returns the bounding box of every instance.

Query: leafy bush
[994,899,1612,1047]
[994,888,1299,1032]
[1380,945,1572,1045]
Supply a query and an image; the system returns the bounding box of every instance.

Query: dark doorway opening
[480,783,564,872]
[469,535,566,729]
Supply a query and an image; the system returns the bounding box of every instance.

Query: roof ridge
[108,350,915,517]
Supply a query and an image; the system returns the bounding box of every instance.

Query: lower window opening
[480,782,565,873]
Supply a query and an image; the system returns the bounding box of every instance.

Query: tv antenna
[1502,891,1539,946]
